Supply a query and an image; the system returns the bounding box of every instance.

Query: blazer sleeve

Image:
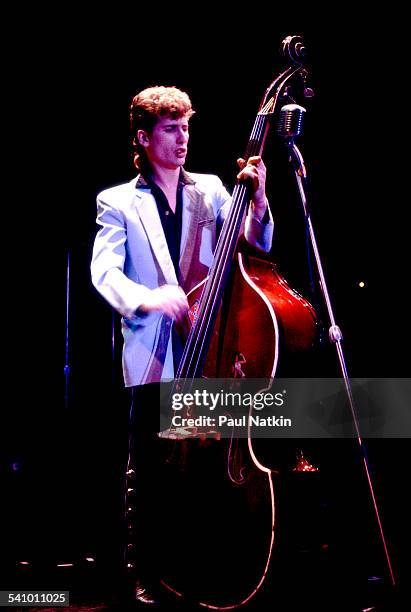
[244,197,274,252]
[215,178,274,253]
[90,194,157,325]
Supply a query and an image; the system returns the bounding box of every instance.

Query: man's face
[139,115,189,170]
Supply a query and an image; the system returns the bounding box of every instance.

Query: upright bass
[159,35,318,609]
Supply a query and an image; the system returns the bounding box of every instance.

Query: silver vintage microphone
[276,103,306,142]
[276,103,307,177]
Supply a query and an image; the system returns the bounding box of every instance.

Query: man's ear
[137,129,149,147]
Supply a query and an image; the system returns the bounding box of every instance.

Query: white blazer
[91,171,273,386]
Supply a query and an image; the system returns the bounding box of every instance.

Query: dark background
[1,12,409,609]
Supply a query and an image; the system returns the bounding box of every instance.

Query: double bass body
[159,252,318,607]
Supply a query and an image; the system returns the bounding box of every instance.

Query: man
[90,86,274,605]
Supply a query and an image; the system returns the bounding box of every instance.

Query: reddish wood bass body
[160,252,318,607]
[184,252,318,380]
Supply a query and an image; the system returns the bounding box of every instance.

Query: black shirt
[145,175,184,278]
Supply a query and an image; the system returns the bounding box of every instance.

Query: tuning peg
[301,68,315,98]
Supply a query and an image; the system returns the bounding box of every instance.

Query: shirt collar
[135,168,195,189]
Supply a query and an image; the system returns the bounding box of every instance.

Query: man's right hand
[138,285,188,321]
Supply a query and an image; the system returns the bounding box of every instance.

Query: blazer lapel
[133,185,178,286]
[179,181,214,292]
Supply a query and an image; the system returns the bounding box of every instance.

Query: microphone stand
[64,248,71,410]
[286,138,396,588]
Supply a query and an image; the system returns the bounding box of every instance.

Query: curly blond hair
[130,86,195,170]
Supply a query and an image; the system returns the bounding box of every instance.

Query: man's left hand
[237,155,268,220]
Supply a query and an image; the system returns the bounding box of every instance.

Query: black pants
[125,383,161,584]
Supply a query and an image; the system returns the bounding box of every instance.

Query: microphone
[276,104,307,177]
[276,104,306,141]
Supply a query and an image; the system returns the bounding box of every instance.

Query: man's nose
[177,128,188,142]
